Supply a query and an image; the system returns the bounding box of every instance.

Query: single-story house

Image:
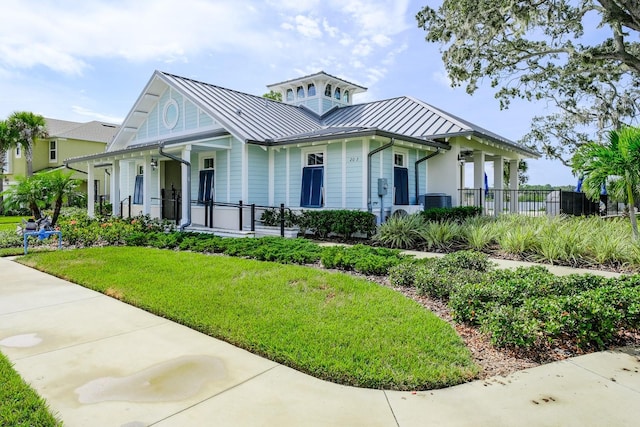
[66,70,539,231]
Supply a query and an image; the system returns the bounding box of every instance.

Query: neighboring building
[66,70,539,230]
[4,118,120,195]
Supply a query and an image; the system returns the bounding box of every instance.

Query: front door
[162,161,182,220]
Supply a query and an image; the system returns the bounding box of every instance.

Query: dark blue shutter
[394,167,409,205]
[133,175,143,204]
[301,166,323,207]
[198,170,215,203]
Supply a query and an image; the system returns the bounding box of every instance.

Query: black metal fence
[200,200,290,237]
[458,188,621,217]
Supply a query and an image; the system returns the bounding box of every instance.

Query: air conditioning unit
[419,193,452,209]
[391,205,424,217]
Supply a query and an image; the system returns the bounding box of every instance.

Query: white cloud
[266,0,320,13]
[294,15,323,38]
[0,0,273,75]
[72,106,123,124]
[433,70,454,88]
[352,40,373,57]
[322,18,340,38]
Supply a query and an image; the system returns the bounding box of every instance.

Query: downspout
[415,149,441,203]
[158,142,191,231]
[367,138,395,213]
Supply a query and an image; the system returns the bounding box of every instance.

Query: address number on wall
[349,157,360,163]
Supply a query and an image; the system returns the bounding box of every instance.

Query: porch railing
[458,188,613,217]
[200,200,291,237]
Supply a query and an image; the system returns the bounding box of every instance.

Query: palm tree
[572,126,640,240]
[41,170,81,227]
[7,111,48,177]
[0,174,47,220]
[0,120,18,214]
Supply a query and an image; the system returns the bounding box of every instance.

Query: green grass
[20,247,478,390]
[0,352,62,426]
[0,216,22,232]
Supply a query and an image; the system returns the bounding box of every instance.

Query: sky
[0,0,578,186]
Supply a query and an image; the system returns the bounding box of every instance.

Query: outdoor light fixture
[150,158,158,170]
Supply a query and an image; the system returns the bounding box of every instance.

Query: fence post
[251,204,255,232]
[204,201,209,227]
[128,195,132,219]
[209,200,214,228]
[239,200,243,231]
[280,203,285,237]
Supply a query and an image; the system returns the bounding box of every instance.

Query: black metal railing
[199,200,290,237]
[458,188,612,217]
[96,194,111,216]
[119,196,132,219]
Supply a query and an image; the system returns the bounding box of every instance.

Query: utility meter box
[377,178,388,197]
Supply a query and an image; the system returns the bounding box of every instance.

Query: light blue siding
[248,145,268,205]
[185,101,198,130]
[200,111,214,127]
[325,143,342,208]
[288,147,302,207]
[273,149,286,205]
[229,138,243,202]
[189,151,199,201]
[147,103,159,139]
[346,140,364,209]
[216,149,228,202]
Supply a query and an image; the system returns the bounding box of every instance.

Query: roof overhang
[66,129,231,164]
[246,128,450,151]
[430,131,540,158]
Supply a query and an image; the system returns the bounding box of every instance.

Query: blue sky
[0,0,577,186]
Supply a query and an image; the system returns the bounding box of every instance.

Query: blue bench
[23,229,63,254]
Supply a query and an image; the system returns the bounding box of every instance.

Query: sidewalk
[1,256,639,426]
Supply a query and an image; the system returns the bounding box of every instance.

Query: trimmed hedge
[422,206,482,223]
[299,210,377,239]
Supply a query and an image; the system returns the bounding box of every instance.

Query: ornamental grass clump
[373,213,427,249]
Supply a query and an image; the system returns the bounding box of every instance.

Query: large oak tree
[417,0,640,166]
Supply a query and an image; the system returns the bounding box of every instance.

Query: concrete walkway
[1,256,639,426]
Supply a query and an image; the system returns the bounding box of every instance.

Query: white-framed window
[15,146,21,158]
[49,140,57,162]
[324,84,332,97]
[296,86,305,98]
[344,90,350,103]
[138,165,144,175]
[394,152,405,167]
[306,152,324,166]
[203,157,214,169]
[307,83,316,96]
[286,89,294,102]
[334,87,341,100]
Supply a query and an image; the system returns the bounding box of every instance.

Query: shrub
[320,244,405,275]
[422,206,482,223]
[374,214,427,249]
[388,261,423,287]
[414,266,485,299]
[481,305,540,348]
[436,250,493,272]
[299,210,376,239]
[260,208,300,228]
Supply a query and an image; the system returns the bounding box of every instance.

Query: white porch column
[493,156,504,216]
[87,162,95,218]
[143,155,151,215]
[473,151,486,210]
[509,159,519,213]
[110,160,120,217]
[181,145,191,226]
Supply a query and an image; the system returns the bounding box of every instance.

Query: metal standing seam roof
[159,72,324,142]
[108,71,537,158]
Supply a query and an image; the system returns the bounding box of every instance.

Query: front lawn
[0,352,61,426]
[20,247,478,390]
[0,215,21,232]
